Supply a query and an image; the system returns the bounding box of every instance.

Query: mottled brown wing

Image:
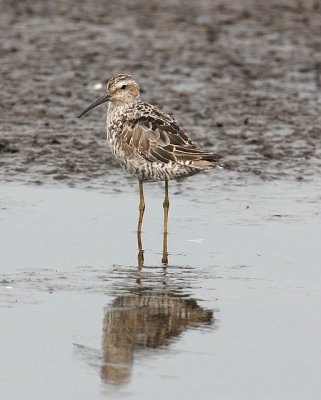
[120,114,222,166]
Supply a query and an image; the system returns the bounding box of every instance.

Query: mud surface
[1,0,321,188]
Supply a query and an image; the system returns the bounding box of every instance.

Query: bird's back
[107,101,221,182]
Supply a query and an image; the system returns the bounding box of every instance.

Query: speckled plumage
[104,74,221,182]
[78,74,222,236]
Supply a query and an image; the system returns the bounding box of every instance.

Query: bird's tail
[192,152,223,170]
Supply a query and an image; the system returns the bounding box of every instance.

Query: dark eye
[121,85,127,90]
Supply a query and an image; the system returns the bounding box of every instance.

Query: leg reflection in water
[101,234,215,387]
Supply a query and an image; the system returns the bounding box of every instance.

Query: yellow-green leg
[137,229,144,283]
[162,231,168,265]
[137,230,144,269]
[162,180,169,264]
[137,180,145,233]
[163,180,169,234]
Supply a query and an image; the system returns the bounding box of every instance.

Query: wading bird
[78,74,221,236]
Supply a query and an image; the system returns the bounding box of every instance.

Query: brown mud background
[1,0,321,187]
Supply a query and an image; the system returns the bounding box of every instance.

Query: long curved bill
[77,93,110,118]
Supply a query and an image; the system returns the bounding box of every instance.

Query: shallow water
[1,178,321,399]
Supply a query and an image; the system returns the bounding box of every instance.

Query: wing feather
[119,103,222,167]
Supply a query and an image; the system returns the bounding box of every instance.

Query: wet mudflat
[1,176,321,399]
[1,0,321,187]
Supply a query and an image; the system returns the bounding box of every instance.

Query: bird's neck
[109,97,139,110]
[107,98,138,121]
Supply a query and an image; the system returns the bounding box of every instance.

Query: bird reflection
[101,232,214,386]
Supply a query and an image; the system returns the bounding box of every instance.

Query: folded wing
[120,110,222,169]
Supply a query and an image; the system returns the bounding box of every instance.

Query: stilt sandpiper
[78,74,222,234]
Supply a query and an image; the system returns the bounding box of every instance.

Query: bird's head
[107,74,140,103]
[78,74,140,118]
